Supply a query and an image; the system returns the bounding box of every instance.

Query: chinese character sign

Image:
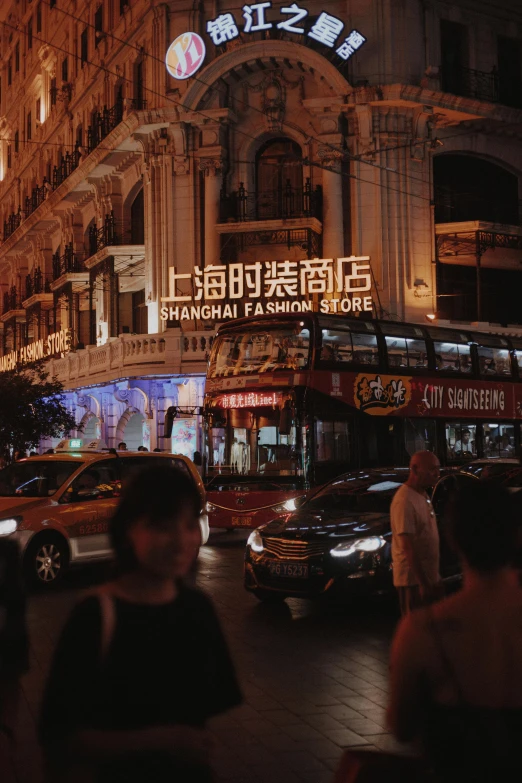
[215,391,282,409]
[205,3,366,63]
[160,257,374,321]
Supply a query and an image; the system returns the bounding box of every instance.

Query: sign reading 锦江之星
[0,329,71,373]
[166,5,367,80]
[160,257,374,321]
[206,5,366,62]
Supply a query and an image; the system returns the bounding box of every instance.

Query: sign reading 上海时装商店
[160,257,374,321]
[0,329,71,373]
[166,5,367,80]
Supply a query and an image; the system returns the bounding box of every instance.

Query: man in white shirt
[454,429,473,456]
[390,451,442,614]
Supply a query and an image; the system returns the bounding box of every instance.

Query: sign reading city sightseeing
[0,329,71,373]
[160,257,374,321]
[166,4,367,80]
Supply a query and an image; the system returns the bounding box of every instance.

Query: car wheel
[251,588,288,603]
[25,536,69,586]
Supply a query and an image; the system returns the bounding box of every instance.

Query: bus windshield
[208,325,310,377]
[207,407,300,478]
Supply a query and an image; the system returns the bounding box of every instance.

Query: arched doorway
[82,415,101,440]
[255,138,303,219]
[121,411,146,450]
[434,154,519,224]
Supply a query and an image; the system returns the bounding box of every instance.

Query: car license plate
[268,561,309,578]
[232,516,252,527]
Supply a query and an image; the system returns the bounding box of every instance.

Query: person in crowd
[388,482,522,781]
[153,448,162,452]
[0,537,29,783]
[45,448,55,455]
[390,450,442,614]
[13,451,27,462]
[40,465,241,783]
[137,446,148,452]
[29,451,37,457]
[117,442,127,451]
[454,429,473,456]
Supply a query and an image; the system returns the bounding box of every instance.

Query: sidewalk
[14,535,410,783]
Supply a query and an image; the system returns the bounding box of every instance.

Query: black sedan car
[244,468,460,602]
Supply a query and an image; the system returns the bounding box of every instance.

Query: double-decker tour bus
[203,313,522,529]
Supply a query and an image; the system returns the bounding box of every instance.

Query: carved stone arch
[183,41,351,112]
[234,126,310,193]
[115,406,141,444]
[433,145,522,181]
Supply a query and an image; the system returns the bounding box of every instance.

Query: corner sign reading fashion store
[0,329,72,373]
[160,257,374,321]
[165,5,367,81]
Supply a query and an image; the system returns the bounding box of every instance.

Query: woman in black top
[388,483,522,782]
[40,466,241,783]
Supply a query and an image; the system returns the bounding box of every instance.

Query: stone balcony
[46,329,212,390]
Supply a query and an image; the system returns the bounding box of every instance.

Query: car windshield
[305,475,406,514]
[0,461,81,497]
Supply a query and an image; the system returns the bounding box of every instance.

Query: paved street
[15,531,411,783]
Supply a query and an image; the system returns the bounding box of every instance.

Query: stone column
[199,159,223,268]
[318,146,344,259]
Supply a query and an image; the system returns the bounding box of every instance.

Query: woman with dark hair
[40,465,241,783]
[388,483,522,781]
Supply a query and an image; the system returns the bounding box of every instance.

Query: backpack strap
[97,591,116,665]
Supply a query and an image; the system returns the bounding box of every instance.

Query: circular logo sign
[166,32,206,81]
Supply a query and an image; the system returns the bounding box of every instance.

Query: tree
[0,361,77,456]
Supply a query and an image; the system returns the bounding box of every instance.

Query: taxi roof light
[55,438,109,453]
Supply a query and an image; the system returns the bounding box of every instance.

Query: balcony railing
[220,180,322,222]
[87,98,124,153]
[441,65,499,104]
[435,190,522,226]
[2,286,23,315]
[25,268,51,299]
[52,244,85,280]
[88,211,125,256]
[52,148,81,190]
[3,210,23,239]
[23,182,50,220]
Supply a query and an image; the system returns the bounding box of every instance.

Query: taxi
[0,439,209,586]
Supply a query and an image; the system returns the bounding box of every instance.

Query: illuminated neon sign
[215,392,283,408]
[0,329,72,373]
[160,257,373,321]
[206,5,366,63]
[166,5,366,81]
[166,32,206,80]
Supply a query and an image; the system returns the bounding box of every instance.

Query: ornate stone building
[0,0,521,450]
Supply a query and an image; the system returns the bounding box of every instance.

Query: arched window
[434,155,519,225]
[130,189,144,244]
[255,139,303,219]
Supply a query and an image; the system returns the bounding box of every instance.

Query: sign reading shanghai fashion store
[160,257,374,321]
[0,329,71,373]
[166,5,366,80]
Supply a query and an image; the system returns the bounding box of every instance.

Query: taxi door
[56,459,121,562]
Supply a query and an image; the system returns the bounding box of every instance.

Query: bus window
[315,420,350,462]
[404,418,437,457]
[476,345,512,376]
[385,337,427,369]
[208,327,310,377]
[446,423,477,462]
[484,424,515,458]
[351,332,379,365]
[320,330,378,365]
[433,341,471,373]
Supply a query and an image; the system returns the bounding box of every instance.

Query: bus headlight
[247,530,264,553]
[330,537,385,558]
[0,517,21,537]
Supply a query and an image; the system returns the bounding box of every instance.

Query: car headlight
[271,496,305,513]
[330,536,386,558]
[247,530,264,553]
[0,517,21,537]
[205,501,216,513]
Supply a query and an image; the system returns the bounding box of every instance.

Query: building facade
[0,0,521,451]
